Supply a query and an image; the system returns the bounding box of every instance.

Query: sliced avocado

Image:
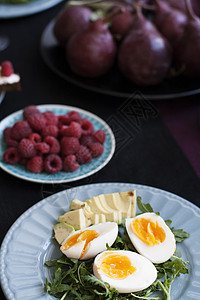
[105,193,121,210]
[83,203,94,218]
[70,199,85,211]
[128,190,136,217]
[58,208,86,230]
[54,223,75,245]
[98,214,106,223]
[86,196,110,214]
[91,214,99,224]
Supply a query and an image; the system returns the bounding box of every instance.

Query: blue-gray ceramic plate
[0,0,64,19]
[0,104,115,183]
[0,182,200,299]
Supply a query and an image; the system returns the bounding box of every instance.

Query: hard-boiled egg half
[126,212,176,264]
[60,222,118,260]
[93,250,157,293]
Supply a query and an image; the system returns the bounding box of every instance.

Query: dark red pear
[66,17,117,78]
[54,5,92,46]
[166,0,200,16]
[154,0,188,45]
[118,8,172,86]
[175,0,200,76]
[110,5,134,38]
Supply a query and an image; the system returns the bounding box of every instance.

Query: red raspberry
[3,127,12,140]
[93,129,106,144]
[79,134,94,147]
[35,142,50,154]
[5,138,19,148]
[20,157,28,165]
[59,121,82,138]
[80,118,94,135]
[61,136,80,156]
[63,155,79,172]
[27,113,46,132]
[66,111,82,123]
[27,156,44,173]
[3,148,20,164]
[44,154,62,174]
[89,143,104,158]
[29,133,42,144]
[42,111,58,126]
[11,121,32,141]
[23,105,40,120]
[44,136,60,154]
[58,115,71,126]
[1,61,14,77]
[76,145,92,164]
[41,125,58,138]
[18,138,36,158]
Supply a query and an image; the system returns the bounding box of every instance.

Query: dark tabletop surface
[1,2,200,300]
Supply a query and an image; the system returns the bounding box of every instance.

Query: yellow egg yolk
[99,252,136,280]
[131,218,166,246]
[60,230,99,258]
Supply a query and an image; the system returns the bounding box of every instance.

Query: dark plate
[40,19,200,100]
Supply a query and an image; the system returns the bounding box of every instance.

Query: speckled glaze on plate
[0,0,64,19]
[0,104,115,183]
[1,182,200,300]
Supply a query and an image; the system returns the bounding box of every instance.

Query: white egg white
[61,222,118,260]
[126,213,176,264]
[93,250,157,293]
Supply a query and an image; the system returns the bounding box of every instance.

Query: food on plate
[167,0,200,16]
[0,60,21,92]
[174,0,200,76]
[118,6,172,86]
[66,14,117,78]
[126,212,176,263]
[93,250,157,293]
[54,5,92,46]
[53,222,75,244]
[60,222,118,260]
[154,0,188,46]
[109,4,134,38]
[52,0,200,86]
[57,190,136,232]
[45,193,190,300]
[2,105,106,174]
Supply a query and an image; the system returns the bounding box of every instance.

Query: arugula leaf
[155,256,189,300]
[164,220,172,227]
[170,228,190,243]
[137,196,154,213]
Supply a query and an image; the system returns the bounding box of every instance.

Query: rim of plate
[1,182,200,300]
[0,104,115,184]
[0,0,64,19]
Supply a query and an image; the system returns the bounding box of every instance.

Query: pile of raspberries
[2,105,106,174]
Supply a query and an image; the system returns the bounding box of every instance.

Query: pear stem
[185,0,197,20]
[133,2,142,18]
[102,7,125,23]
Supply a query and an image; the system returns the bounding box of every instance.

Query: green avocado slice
[54,222,75,245]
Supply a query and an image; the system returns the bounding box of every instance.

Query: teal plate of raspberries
[0,104,115,183]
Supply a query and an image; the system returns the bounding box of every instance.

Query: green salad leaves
[45,197,190,300]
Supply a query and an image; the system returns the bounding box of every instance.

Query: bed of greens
[45,197,190,300]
